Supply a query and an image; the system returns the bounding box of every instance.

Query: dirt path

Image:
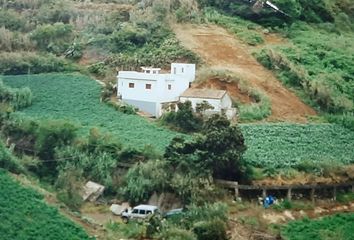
[174,24,316,122]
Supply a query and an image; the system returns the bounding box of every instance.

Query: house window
[173,67,177,74]
[168,84,172,90]
[129,83,134,88]
[182,67,184,73]
[146,84,152,89]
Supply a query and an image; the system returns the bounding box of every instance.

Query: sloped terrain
[0,170,92,240]
[174,24,316,122]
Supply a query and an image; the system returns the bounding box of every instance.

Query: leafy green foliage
[0,169,92,240]
[238,90,271,121]
[0,140,23,173]
[0,80,32,110]
[55,128,157,194]
[282,213,354,240]
[255,25,354,114]
[0,52,76,75]
[199,0,354,27]
[193,219,227,240]
[105,101,137,115]
[156,226,196,240]
[162,101,203,133]
[159,203,228,240]
[55,168,84,211]
[1,115,78,179]
[3,74,181,152]
[121,159,169,205]
[0,9,26,31]
[241,123,354,169]
[204,8,264,46]
[165,115,248,181]
[30,23,74,54]
[107,221,146,239]
[336,192,354,204]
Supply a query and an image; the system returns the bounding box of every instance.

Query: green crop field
[3,74,354,169]
[0,169,91,240]
[2,73,180,152]
[282,213,354,240]
[241,124,354,169]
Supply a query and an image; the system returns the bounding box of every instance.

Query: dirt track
[174,24,316,122]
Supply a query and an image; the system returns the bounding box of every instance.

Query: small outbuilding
[180,88,236,120]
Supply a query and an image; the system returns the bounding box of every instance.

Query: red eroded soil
[174,24,316,122]
[195,78,255,104]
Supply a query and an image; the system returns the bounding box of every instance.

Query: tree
[162,101,203,132]
[165,114,248,181]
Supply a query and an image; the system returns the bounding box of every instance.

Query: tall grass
[0,80,32,110]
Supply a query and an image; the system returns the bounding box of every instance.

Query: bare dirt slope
[174,24,316,122]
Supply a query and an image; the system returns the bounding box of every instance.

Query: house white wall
[180,93,235,119]
[180,97,221,111]
[171,63,196,82]
[117,63,195,117]
[180,94,232,111]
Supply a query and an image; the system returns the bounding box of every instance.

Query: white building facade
[180,88,237,120]
[117,63,196,117]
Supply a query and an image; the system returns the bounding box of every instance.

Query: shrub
[193,219,227,240]
[121,159,170,205]
[35,1,75,24]
[56,129,124,193]
[106,101,137,115]
[30,23,74,54]
[203,8,264,46]
[55,168,84,211]
[0,140,24,173]
[156,226,196,240]
[88,62,107,77]
[107,221,146,239]
[238,89,271,121]
[0,52,76,75]
[0,81,33,110]
[326,113,354,131]
[336,192,354,204]
[0,27,33,51]
[0,9,26,31]
[161,101,203,133]
[165,115,248,181]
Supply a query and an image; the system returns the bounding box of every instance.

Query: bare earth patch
[174,24,316,122]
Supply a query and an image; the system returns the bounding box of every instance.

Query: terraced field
[241,123,354,169]
[0,169,91,240]
[3,73,180,152]
[282,213,354,240]
[3,74,354,169]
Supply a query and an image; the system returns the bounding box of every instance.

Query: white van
[121,205,159,223]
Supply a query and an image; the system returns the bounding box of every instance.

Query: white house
[180,88,236,120]
[117,63,196,117]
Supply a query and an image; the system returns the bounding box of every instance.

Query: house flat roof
[180,88,227,99]
[141,67,161,71]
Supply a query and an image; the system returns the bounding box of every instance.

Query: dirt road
[174,24,316,122]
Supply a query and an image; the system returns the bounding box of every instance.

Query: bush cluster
[0,81,32,110]
[0,52,76,75]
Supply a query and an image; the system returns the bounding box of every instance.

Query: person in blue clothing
[263,195,275,208]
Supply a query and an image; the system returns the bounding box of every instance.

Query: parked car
[163,208,184,219]
[121,204,159,223]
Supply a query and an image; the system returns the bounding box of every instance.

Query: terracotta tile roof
[180,88,227,99]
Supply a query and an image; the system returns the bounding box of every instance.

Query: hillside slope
[174,24,316,122]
